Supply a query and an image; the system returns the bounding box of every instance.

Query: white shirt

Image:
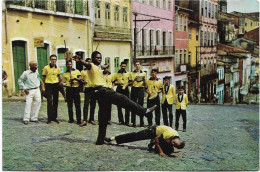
[18,70,41,90]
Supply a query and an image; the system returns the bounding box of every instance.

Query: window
[168,0,171,10]
[215,5,217,19]
[208,32,210,46]
[9,0,25,6]
[184,50,187,64]
[180,15,183,31]
[184,16,187,31]
[201,0,204,16]
[56,0,66,12]
[35,0,46,9]
[188,53,191,64]
[251,22,253,26]
[95,1,101,18]
[105,57,111,71]
[208,2,211,18]
[245,22,247,26]
[205,1,207,17]
[196,29,199,41]
[149,0,153,6]
[188,27,191,40]
[211,32,214,46]
[211,3,214,18]
[74,0,83,15]
[114,5,119,21]
[163,0,166,9]
[175,50,179,65]
[204,31,207,46]
[123,7,128,22]
[156,30,160,45]
[200,30,203,45]
[114,57,120,72]
[169,32,172,45]
[180,50,182,64]
[215,33,217,45]
[175,15,178,30]
[156,0,160,8]
[150,30,154,45]
[105,3,110,20]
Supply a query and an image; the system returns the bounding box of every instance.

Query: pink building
[131,0,175,81]
[174,1,192,91]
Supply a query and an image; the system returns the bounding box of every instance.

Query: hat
[163,76,171,80]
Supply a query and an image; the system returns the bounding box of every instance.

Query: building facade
[93,0,132,73]
[2,0,93,94]
[131,0,175,81]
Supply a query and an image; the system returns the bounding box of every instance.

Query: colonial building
[2,0,93,94]
[131,0,175,80]
[189,0,219,102]
[93,0,132,73]
[174,0,191,93]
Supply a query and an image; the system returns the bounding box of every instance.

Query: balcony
[175,64,189,74]
[136,45,174,57]
[94,25,131,41]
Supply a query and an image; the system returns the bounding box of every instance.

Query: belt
[29,87,38,90]
[93,86,104,90]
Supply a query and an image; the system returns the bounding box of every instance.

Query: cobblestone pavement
[2,101,259,171]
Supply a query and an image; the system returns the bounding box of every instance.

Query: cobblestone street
[2,101,259,171]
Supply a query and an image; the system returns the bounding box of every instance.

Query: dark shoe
[89,120,97,125]
[68,120,74,123]
[80,121,87,126]
[47,121,51,124]
[96,141,104,145]
[118,121,125,125]
[183,129,186,132]
[108,121,113,125]
[105,137,112,143]
[140,124,145,127]
[131,124,136,128]
[23,121,29,125]
[31,120,38,123]
[53,119,59,124]
[175,128,178,131]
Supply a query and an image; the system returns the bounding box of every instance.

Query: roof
[243,27,259,43]
[217,44,249,53]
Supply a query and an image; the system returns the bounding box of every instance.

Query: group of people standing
[17,50,188,146]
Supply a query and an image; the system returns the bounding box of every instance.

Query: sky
[227,0,259,13]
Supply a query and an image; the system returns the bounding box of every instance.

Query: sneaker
[104,137,112,143]
[89,120,97,125]
[31,120,39,123]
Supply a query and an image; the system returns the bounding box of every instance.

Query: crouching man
[105,125,185,157]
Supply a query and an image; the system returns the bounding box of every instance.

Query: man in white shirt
[18,61,41,124]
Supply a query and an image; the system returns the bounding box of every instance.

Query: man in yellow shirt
[74,51,157,145]
[42,55,62,124]
[112,61,130,125]
[129,61,146,127]
[174,85,188,132]
[105,125,185,157]
[80,58,97,126]
[161,76,176,127]
[145,69,163,126]
[63,60,82,124]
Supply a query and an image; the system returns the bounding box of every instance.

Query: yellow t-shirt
[62,69,81,87]
[146,78,163,97]
[103,72,113,88]
[112,71,130,89]
[81,69,94,88]
[42,64,61,84]
[87,63,107,87]
[156,125,179,139]
[130,70,146,87]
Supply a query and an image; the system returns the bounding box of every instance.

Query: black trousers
[162,100,173,127]
[116,86,130,124]
[83,87,94,122]
[115,126,157,144]
[175,109,187,130]
[89,97,97,122]
[66,87,81,123]
[93,87,147,144]
[131,87,145,125]
[147,95,161,126]
[45,83,59,121]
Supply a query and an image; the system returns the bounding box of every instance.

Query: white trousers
[23,88,41,122]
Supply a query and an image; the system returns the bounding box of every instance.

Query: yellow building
[244,17,259,33]
[2,0,92,94]
[187,20,200,98]
[93,0,132,73]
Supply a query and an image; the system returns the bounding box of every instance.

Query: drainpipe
[5,1,8,44]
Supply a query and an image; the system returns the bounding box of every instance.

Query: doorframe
[10,38,30,93]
